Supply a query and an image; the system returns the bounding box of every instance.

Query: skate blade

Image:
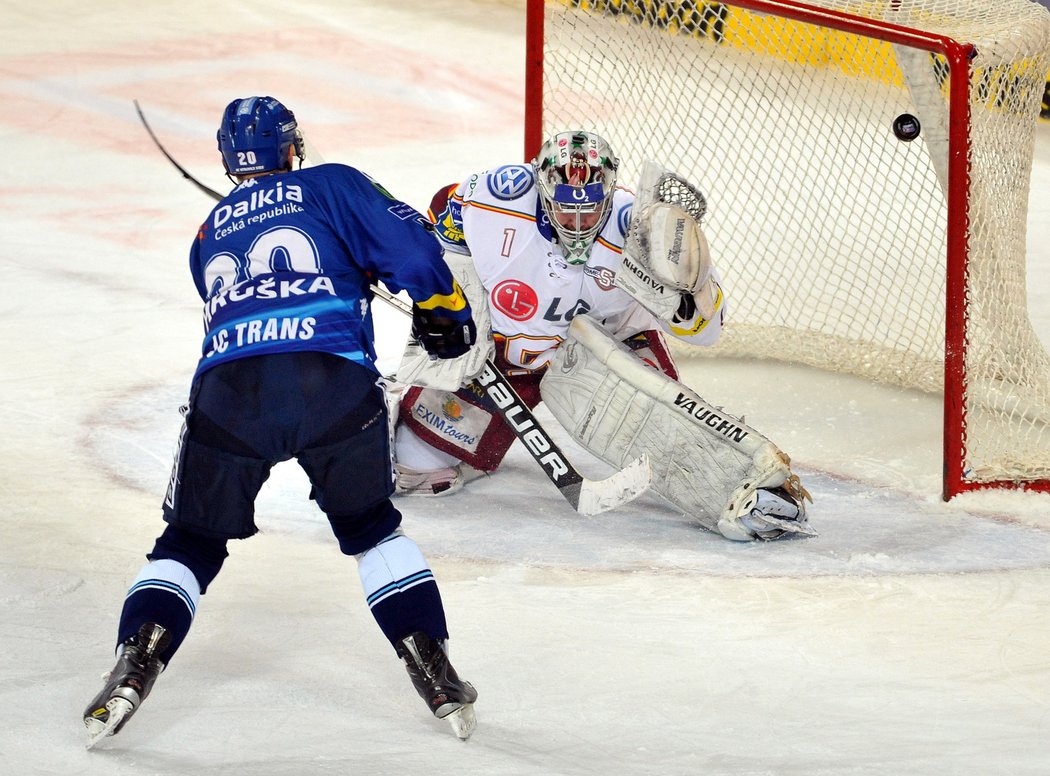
[746,511,817,538]
[84,697,133,750]
[445,702,476,740]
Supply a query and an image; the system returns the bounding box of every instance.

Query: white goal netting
[534,0,1050,491]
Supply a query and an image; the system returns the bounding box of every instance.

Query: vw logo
[617,202,632,237]
[488,165,534,201]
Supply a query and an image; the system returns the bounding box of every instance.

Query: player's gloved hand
[411,304,477,359]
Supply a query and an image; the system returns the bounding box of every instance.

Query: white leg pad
[541,314,811,541]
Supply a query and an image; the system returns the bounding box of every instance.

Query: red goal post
[524,0,1050,499]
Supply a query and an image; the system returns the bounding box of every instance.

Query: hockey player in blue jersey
[83,96,479,745]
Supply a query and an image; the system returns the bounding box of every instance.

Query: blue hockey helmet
[217,96,304,176]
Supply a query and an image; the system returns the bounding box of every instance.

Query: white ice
[2,1,1050,774]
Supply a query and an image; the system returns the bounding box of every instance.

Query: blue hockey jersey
[189,163,468,377]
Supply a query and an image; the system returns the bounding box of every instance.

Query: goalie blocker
[540,314,813,541]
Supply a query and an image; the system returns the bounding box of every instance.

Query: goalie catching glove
[540,313,813,541]
[616,161,721,334]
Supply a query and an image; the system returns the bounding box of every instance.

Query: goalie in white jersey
[394,131,812,541]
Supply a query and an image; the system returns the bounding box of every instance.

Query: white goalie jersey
[413,160,812,540]
[429,164,725,374]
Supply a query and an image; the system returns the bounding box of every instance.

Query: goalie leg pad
[397,372,545,473]
[622,329,679,379]
[541,314,812,541]
[397,385,501,472]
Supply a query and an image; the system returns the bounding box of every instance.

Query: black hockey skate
[396,631,478,739]
[83,622,171,749]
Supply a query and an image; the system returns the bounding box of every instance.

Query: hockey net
[525,0,1050,498]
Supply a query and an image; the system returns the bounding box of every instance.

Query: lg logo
[491,280,539,321]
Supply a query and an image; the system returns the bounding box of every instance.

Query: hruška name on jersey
[203,275,337,326]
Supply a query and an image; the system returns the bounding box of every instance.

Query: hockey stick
[369,284,651,515]
[133,100,227,201]
[134,100,652,515]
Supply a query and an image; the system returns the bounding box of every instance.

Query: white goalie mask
[532,131,619,264]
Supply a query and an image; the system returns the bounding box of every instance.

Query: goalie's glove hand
[672,292,698,324]
[411,304,477,359]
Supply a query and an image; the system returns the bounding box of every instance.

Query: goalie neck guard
[532,131,618,265]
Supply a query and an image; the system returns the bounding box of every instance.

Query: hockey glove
[672,292,698,324]
[411,304,477,359]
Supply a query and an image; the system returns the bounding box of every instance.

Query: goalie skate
[395,463,465,497]
[84,622,171,749]
[395,462,490,498]
[737,485,815,541]
[396,631,478,740]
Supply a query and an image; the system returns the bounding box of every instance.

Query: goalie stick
[133,101,652,516]
[369,284,651,515]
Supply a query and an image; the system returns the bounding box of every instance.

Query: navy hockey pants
[161,351,401,552]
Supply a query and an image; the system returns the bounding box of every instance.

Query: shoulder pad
[429,182,467,251]
[427,182,458,222]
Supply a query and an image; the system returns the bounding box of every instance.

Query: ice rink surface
[2,1,1050,774]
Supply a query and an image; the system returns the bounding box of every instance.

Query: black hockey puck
[893,113,921,141]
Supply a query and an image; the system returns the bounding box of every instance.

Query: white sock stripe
[361,534,429,577]
[366,571,436,609]
[358,532,436,607]
[126,559,201,618]
[125,579,197,617]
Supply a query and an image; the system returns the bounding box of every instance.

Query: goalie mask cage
[524,0,1050,499]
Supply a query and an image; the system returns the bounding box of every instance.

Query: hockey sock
[356,530,449,649]
[116,559,200,665]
